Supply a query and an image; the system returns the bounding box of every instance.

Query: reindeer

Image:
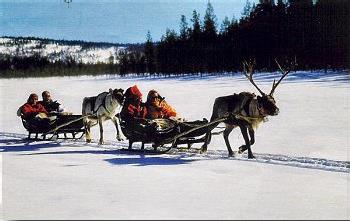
[82,88,125,144]
[200,59,293,159]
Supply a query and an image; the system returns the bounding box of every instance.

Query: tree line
[122,0,349,75]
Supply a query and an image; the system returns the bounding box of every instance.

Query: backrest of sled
[119,118,178,143]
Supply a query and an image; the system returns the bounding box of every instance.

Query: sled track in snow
[1,132,349,173]
[194,150,350,174]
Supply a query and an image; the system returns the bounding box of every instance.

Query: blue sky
[1,0,259,43]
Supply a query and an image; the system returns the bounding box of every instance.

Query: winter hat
[130,85,142,98]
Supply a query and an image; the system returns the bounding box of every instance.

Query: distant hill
[0,36,136,64]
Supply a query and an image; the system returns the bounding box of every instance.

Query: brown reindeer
[200,59,294,159]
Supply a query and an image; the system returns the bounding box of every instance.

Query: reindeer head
[256,95,278,116]
[112,88,125,105]
[243,59,293,117]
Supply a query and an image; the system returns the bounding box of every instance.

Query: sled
[21,114,85,141]
[120,117,226,153]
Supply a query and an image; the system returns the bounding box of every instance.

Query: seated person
[120,85,157,137]
[120,85,146,123]
[17,93,53,130]
[144,89,177,120]
[38,90,70,115]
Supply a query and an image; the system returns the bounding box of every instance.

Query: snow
[0,71,350,219]
[0,37,125,64]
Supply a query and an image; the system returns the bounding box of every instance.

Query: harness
[226,94,266,128]
[92,92,109,115]
[240,94,265,118]
[230,93,253,116]
[242,97,253,116]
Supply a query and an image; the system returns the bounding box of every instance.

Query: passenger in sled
[144,89,177,120]
[18,92,74,132]
[120,85,181,143]
[17,93,54,131]
[38,90,64,114]
[38,90,74,127]
[143,89,183,131]
[145,89,207,137]
[120,85,156,137]
[120,85,208,149]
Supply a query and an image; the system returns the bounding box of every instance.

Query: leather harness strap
[92,92,109,115]
[243,98,252,116]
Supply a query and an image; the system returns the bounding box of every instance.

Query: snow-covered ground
[0,37,125,64]
[0,71,349,219]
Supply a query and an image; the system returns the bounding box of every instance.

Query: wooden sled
[120,117,223,153]
[21,114,85,141]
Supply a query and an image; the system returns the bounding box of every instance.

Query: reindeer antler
[242,59,265,96]
[270,58,296,96]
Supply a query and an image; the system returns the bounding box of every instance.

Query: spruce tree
[180,15,189,40]
[190,10,201,41]
[144,31,155,74]
[203,1,217,38]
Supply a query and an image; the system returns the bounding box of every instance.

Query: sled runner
[21,114,85,140]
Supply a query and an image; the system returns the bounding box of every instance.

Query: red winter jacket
[121,85,147,121]
[21,103,48,119]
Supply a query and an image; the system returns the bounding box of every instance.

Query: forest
[135,0,349,75]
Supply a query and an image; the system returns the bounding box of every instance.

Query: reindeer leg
[85,121,92,143]
[111,116,124,141]
[200,130,211,153]
[98,117,104,145]
[238,128,255,153]
[128,139,133,150]
[200,121,219,153]
[240,126,255,159]
[223,125,234,157]
[249,128,255,145]
[200,105,220,154]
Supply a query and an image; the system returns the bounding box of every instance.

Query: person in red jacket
[18,93,52,129]
[120,85,146,122]
[120,85,157,140]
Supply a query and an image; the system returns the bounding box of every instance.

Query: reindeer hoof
[238,145,246,154]
[116,136,125,141]
[200,147,207,154]
[86,139,92,143]
[248,155,256,159]
[116,132,126,141]
[228,152,235,157]
[99,140,104,145]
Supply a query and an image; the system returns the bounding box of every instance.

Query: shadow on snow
[1,132,349,172]
[0,132,62,152]
[104,155,197,166]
